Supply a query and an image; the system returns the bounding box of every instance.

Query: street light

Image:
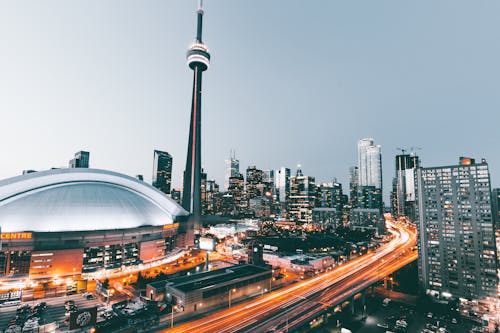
[228,288,236,308]
[171,305,178,328]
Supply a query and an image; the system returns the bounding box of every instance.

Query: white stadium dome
[0,168,188,232]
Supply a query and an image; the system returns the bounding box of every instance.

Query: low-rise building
[146,264,272,313]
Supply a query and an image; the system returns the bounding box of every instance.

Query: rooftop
[166,264,271,293]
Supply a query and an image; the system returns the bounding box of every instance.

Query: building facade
[224,151,240,192]
[393,154,420,221]
[348,166,359,209]
[416,157,498,301]
[152,150,173,195]
[289,167,316,223]
[275,167,290,204]
[69,151,89,168]
[492,188,500,227]
[357,138,382,190]
[245,166,265,200]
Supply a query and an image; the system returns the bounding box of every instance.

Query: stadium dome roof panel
[0,168,189,232]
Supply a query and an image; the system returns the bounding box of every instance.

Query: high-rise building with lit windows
[246,165,264,200]
[348,166,359,208]
[492,188,500,227]
[416,157,498,301]
[289,166,316,223]
[491,188,500,266]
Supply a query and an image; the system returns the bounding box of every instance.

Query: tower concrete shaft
[181,0,210,245]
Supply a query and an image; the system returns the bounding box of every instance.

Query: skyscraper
[289,166,316,223]
[492,188,500,227]
[416,157,498,301]
[69,151,89,168]
[246,165,264,200]
[224,150,240,191]
[348,166,359,208]
[275,167,290,204]
[316,181,345,228]
[152,150,173,195]
[228,174,246,215]
[491,188,500,266]
[357,138,382,190]
[393,153,420,221]
[181,0,211,245]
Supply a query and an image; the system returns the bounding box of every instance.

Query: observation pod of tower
[187,43,210,71]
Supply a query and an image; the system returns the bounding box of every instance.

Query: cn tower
[181,0,210,245]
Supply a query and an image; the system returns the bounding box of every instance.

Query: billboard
[69,306,97,330]
[198,237,216,251]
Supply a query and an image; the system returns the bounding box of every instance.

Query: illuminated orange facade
[1,232,32,240]
[0,224,179,281]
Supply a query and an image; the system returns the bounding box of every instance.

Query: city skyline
[1,1,499,199]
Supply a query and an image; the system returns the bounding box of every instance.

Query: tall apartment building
[491,188,500,265]
[416,157,498,301]
[492,188,500,227]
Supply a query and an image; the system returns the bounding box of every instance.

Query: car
[377,323,389,329]
[97,306,107,312]
[64,300,75,309]
[86,294,96,300]
[451,318,458,324]
[427,312,433,318]
[101,309,114,319]
[1,300,21,307]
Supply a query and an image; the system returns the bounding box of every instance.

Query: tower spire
[196,0,204,42]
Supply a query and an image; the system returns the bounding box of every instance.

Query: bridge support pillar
[349,296,355,315]
[361,290,367,318]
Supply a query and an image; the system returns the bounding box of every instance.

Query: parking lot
[310,295,478,333]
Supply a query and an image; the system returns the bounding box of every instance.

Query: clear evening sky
[1,1,499,201]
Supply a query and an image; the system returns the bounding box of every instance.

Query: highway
[162,218,418,333]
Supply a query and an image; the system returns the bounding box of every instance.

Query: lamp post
[171,305,178,328]
[228,288,236,308]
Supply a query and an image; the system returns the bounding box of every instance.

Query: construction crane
[410,147,422,156]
